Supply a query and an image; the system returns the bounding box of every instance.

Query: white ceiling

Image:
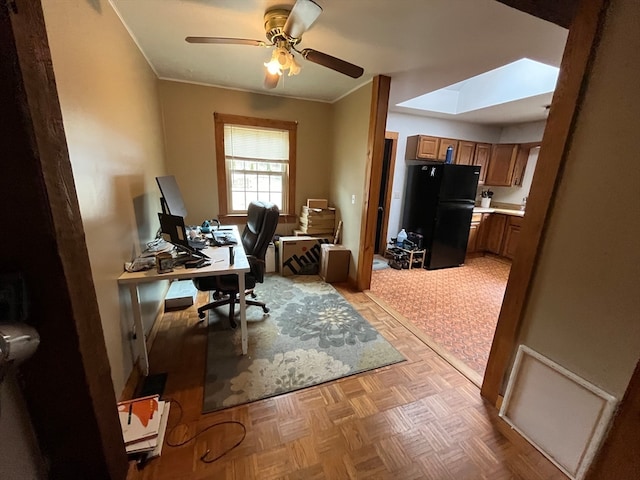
[110,0,568,126]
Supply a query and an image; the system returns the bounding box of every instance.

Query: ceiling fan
[185,0,364,89]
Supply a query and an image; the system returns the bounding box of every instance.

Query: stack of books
[297,205,336,235]
[117,395,171,460]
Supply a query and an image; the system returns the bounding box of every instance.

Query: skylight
[397,58,559,115]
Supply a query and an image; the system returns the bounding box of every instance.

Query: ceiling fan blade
[300,49,364,79]
[185,36,266,47]
[264,71,280,89]
[283,0,322,39]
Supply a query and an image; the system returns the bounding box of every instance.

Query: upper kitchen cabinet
[456,141,476,166]
[473,143,491,184]
[405,135,440,160]
[484,144,518,186]
[484,142,539,186]
[512,142,540,187]
[437,138,459,161]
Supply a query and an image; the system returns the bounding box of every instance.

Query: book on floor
[117,395,162,446]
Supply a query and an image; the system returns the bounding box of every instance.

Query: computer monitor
[158,213,209,259]
[156,175,187,218]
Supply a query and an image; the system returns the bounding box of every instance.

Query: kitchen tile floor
[369,256,510,382]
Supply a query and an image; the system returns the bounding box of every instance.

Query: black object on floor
[137,372,168,398]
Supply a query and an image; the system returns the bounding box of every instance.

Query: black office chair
[193,201,279,328]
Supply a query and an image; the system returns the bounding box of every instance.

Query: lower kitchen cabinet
[466,212,523,260]
[501,216,523,259]
[467,213,483,254]
[482,214,507,255]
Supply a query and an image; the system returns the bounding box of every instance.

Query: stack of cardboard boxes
[295,199,336,236]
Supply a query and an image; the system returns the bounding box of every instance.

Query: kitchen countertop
[473,206,525,217]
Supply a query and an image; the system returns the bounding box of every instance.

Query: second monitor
[158,213,209,259]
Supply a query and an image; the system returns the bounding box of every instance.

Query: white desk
[117,226,250,375]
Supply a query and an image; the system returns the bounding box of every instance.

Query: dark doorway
[375,134,397,254]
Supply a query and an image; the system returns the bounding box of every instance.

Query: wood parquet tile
[127,284,566,480]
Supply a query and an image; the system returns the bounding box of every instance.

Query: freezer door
[426,203,474,269]
[440,165,481,202]
[401,164,441,238]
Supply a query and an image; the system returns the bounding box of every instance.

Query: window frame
[214,112,297,223]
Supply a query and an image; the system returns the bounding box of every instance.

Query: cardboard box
[265,243,276,273]
[306,198,329,209]
[164,280,197,310]
[279,236,330,276]
[319,244,350,283]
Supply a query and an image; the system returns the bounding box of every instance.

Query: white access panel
[499,345,617,480]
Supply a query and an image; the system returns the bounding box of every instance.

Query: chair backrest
[241,201,279,283]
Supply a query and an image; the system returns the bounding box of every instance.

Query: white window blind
[224,124,289,213]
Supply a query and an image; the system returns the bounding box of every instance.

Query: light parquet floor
[127,285,566,480]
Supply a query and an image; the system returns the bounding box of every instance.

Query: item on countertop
[480,189,494,198]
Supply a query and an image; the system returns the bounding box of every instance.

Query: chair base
[197,294,269,329]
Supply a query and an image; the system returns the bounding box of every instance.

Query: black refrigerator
[402,163,480,270]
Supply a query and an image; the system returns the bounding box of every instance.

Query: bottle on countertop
[397,229,407,247]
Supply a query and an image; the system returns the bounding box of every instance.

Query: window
[214,113,296,219]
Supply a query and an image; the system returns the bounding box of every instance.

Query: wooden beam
[495,0,578,28]
[481,0,609,404]
[356,75,391,292]
[2,1,127,477]
[585,359,640,479]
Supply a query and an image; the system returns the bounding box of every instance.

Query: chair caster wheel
[198,311,206,320]
[263,307,270,313]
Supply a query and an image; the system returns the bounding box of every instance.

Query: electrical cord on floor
[163,397,247,464]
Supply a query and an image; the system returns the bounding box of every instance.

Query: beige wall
[330,83,373,281]
[42,0,168,394]
[514,0,640,399]
[157,80,333,232]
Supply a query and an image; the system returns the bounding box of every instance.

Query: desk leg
[129,284,149,376]
[238,274,247,355]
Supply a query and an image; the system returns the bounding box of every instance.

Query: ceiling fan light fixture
[264,45,301,77]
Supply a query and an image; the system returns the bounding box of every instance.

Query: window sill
[219,213,298,225]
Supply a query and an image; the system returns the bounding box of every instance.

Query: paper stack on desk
[117,395,171,460]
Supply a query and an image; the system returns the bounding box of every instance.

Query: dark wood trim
[3,1,127,477]
[585,359,640,479]
[356,75,391,291]
[213,112,297,217]
[496,0,579,29]
[481,0,609,404]
[218,213,297,225]
[377,132,398,254]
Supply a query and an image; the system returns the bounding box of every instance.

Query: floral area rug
[203,275,405,413]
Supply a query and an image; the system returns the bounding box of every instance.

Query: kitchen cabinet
[406,135,440,160]
[437,138,459,161]
[482,213,508,254]
[473,143,491,184]
[456,141,476,166]
[501,216,523,259]
[511,142,540,187]
[485,144,518,186]
[466,212,484,254]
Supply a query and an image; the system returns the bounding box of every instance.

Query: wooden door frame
[3,2,127,478]
[376,132,398,254]
[356,75,391,292]
[480,0,609,404]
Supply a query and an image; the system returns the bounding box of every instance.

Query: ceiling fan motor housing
[264,8,299,46]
